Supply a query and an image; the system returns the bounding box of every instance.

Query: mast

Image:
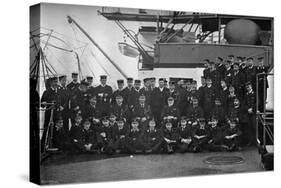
[67,15,128,79]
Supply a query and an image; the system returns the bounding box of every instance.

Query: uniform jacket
[161,104,180,120]
[95,85,113,105]
[186,105,204,122]
[110,103,130,119]
[111,89,126,105]
[132,103,152,119]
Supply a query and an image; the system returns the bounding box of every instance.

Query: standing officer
[95,75,113,117]
[244,82,256,146]
[218,79,229,111]
[203,59,211,78]
[198,76,206,108]
[140,78,151,104]
[216,56,226,78]
[58,75,70,131]
[177,79,188,116]
[245,57,257,90]
[209,61,221,90]
[86,76,95,98]
[202,78,216,120]
[69,80,89,120]
[67,72,80,91]
[231,62,246,99]
[164,81,179,105]
[227,54,235,67]
[41,76,60,150]
[123,77,137,110]
[256,57,269,112]
[111,79,126,105]
[224,60,233,86]
[134,79,142,106]
[150,78,169,124]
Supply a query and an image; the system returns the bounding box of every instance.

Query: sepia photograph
[29,2,274,185]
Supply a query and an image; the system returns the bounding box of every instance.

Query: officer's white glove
[100,132,106,137]
[248,108,253,114]
[59,106,64,111]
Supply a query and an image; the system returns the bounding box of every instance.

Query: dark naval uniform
[150,87,168,123]
[209,69,221,89]
[57,86,70,131]
[126,127,146,153]
[202,85,216,119]
[223,125,242,150]
[177,86,188,116]
[176,125,193,152]
[244,88,256,145]
[224,67,233,86]
[123,86,138,110]
[161,126,178,153]
[111,123,130,153]
[111,89,126,105]
[161,104,180,124]
[95,84,113,117]
[192,126,210,151]
[131,102,152,130]
[143,127,163,153]
[246,65,257,89]
[110,103,130,120]
[69,89,89,119]
[208,126,224,151]
[231,70,246,98]
[186,105,204,123]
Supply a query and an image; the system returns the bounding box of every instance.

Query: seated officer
[110,95,130,120]
[143,119,163,154]
[211,98,226,124]
[96,117,114,154]
[81,119,98,153]
[161,120,178,154]
[186,97,204,125]
[131,95,152,130]
[161,96,180,126]
[126,118,146,154]
[53,117,71,151]
[207,117,224,151]
[192,118,210,152]
[222,119,242,151]
[176,117,193,153]
[111,118,130,154]
[84,95,102,122]
[69,115,84,152]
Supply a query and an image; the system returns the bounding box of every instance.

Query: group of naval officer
[40,54,269,154]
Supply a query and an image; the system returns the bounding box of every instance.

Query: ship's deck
[40,147,264,185]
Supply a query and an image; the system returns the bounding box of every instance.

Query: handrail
[256,73,274,148]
